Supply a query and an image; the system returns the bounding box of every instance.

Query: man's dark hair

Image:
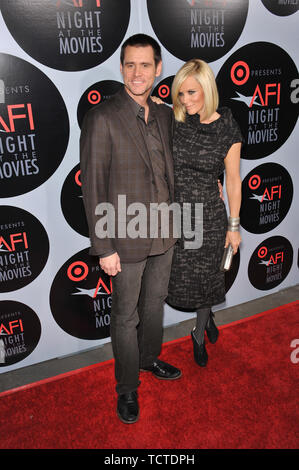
[120,34,162,66]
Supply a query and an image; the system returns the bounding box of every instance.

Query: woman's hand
[217,179,224,201]
[150,95,164,105]
[225,231,241,254]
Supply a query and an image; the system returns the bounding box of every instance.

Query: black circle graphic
[261,0,299,16]
[147,0,248,63]
[0,206,49,293]
[0,53,69,197]
[0,301,41,367]
[216,42,299,160]
[152,76,175,106]
[248,236,293,290]
[240,163,293,234]
[50,248,111,340]
[77,80,123,128]
[61,163,89,237]
[0,0,131,72]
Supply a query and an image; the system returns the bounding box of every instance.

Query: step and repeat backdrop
[0,0,298,372]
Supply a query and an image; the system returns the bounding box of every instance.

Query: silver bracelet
[228,216,240,232]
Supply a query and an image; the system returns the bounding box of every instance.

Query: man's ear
[155,60,162,78]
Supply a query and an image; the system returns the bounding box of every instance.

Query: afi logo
[0,319,24,335]
[67,260,112,298]
[57,0,101,7]
[268,251,284,265]
[258,245,284,266]
[0,103,35,133]
[0,232,28,252]
[261,185,281,202]
[230,61,281,108]
[248,174,282,202]
[250,83,280,108]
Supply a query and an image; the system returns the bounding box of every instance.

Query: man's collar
[122,87,155,118]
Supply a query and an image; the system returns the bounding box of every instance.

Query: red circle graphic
[230,61,250,86]
[67,261,89,282]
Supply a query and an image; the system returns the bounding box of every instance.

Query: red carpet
[0,301,298,449]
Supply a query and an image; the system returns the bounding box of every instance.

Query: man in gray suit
[80,34,181,424]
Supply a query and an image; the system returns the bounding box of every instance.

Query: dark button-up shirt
[101,91,175,258]
[135,99,174,255]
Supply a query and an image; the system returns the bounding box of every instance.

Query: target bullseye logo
[158,85,170,99]
[258,246,268,259]
[248,174,261,190]
[50,248,112,340]
[67,261,89,282]
[152,76,174,106]
[87,90,101,105]
[231,61,250,86]
[74,169,81,187]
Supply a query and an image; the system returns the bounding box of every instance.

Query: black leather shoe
[205,311,219,344]
[140,359,182,380]
[191,329,208,367]
[117,391,139,424]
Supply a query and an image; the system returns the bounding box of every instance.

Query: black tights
[193,307,211,344]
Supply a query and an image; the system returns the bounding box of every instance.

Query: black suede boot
[205,311,219,344]
[191,328,208,367]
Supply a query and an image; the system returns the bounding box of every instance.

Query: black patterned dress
[167,107,242,310]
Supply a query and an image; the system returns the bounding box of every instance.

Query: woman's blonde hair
[171,59,219,122]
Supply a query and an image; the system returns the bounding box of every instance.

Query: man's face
[120,45,162,101]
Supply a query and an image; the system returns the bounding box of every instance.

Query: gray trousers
[110,246,174,395]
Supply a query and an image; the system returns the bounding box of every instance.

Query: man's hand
[100,253,121,276]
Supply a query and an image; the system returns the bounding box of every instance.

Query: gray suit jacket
[80,87,174,263]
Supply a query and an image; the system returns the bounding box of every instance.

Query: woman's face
[178,75,205,116]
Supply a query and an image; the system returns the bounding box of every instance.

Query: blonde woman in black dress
[166,59,242,367]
